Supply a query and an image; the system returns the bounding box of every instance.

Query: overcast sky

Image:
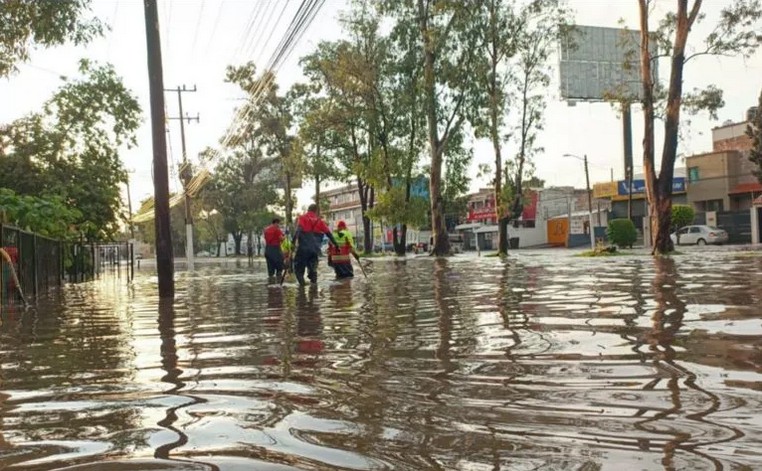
[1,0,760,213]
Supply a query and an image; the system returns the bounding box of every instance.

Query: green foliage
[0,188,81,239]
[748,90,762,184]
[0,0,103,76]
[671,204,695,230]
[367,185,429,228]
[607,219,637,249]
[224,62,300,224]
[0,60,141,241]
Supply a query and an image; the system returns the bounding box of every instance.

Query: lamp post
[563,154,596,249]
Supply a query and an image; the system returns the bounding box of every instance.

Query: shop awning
[753,195,762,206]
[729,182,762,195]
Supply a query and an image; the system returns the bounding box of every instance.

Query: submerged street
[1,250,762,470]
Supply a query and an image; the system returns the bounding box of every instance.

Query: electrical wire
[189,0,206,60]
[134,0,327,222]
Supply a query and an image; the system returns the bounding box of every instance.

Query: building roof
[754,195,762,206]
[549,209,609,220]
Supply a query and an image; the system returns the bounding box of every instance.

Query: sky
[1,0,761,215]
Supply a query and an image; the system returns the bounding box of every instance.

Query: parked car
[670,225,729,246]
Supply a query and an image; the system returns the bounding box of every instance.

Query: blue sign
[391,175,430,200]
[617,177,685,196]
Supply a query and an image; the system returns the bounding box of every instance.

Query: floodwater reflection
[1,251,762,470]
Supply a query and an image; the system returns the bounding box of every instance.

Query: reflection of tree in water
[634,257,741,470]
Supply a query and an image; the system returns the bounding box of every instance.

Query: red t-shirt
[297,211,330,234]
[264,224,284,246]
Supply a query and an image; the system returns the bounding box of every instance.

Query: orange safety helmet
[337,220,347,230]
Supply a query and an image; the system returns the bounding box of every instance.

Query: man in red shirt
[263,217,285,281]
[292,204,337,285]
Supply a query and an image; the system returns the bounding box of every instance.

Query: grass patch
[575,249,633,257]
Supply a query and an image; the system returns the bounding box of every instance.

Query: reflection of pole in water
[154,299,217,470]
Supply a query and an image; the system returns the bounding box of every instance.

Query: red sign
[521,191,538,220]
[467,206,497,222]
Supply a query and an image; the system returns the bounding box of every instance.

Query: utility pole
[125,170,135,241]
[165,85,199,271]
[143,0,174,298]
[623,101,634,221]
[584,155,595,249]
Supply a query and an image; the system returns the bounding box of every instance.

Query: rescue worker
[328,220,360,279]
[263,217,285,281]
[291,204,337,286]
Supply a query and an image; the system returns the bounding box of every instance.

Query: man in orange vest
[292,204,337,286]
[328,220,360,279]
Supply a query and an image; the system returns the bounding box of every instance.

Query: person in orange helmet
[328,220,359,279]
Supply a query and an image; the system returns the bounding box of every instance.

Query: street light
[563,153,596,250]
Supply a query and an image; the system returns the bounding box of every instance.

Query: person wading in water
[328,220,360,280]
[291,204,337,286]
[263,218,285,282]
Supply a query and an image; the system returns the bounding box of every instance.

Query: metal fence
[1,224,135,304]
[694,211,752,244]
[1,224,63,303]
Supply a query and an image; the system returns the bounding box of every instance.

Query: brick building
[686,112,761,212]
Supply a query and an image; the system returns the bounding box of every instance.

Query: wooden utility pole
[144,0,174,298]
[166,85,199,270]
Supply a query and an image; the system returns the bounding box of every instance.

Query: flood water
[1,250,762,470]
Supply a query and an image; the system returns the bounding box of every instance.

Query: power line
[189,0,206,60]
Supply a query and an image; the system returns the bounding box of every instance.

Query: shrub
[671,204,695,231]
[607,219,637,248]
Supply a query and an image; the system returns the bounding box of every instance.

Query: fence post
[32,234,38,298]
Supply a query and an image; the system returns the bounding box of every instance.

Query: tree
[0,0,103,77]
[224,63,301,226]
[0,188,81,239]
[0,60,141,240]
[748,90,762,183]
[637,0,762,254]
[671,204,695,244]
[379,0,481,256]
[205,144,279,256]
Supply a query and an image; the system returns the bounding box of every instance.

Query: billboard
[593,181,618,199]
[617,177,686,196]
[559,25,658,101]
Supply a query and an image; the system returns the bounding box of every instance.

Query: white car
[670,225,729,246]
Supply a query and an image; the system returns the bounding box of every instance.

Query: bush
[671,204,695,231]
[607,219,637,248]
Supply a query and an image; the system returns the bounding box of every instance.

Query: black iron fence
[1,224,63,303]
[1,224,134,304]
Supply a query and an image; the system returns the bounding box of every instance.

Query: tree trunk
[285,172,293,225]
[419,0,450,256]
[233,232,242,256]
[488,0,507,256]
[638,0,659,253]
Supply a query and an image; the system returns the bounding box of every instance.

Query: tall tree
[0,0,103,76]
[637,0,762,254]
[748,90,762,184]
[473,0,568,255]
[224,63,300,226]
[379,0,481,255]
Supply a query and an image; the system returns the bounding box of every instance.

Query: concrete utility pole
[564,153,596,249]
[583,155,595,249]
[622,101,634,221]
[165,85,199,271]
[125,169,135,241]
[143,0,174,298]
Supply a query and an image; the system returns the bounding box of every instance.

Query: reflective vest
[281,238,293,255]
[330,230,353,264]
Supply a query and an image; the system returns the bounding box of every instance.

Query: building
[593,170,688,233]
[323,184,364,236]
[323,179,431,252]
[456,186,608,250]
[685,118,761,212]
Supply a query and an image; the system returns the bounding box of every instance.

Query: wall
[686,151,733,211]
[507,226,546,248]
[712,122,752,152]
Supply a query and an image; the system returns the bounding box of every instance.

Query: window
[689,227,701,234]
[688,166,700,182]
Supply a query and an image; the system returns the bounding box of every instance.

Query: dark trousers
[264,245,284,278]
[293,249,319,285]
[333,262,354,279]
